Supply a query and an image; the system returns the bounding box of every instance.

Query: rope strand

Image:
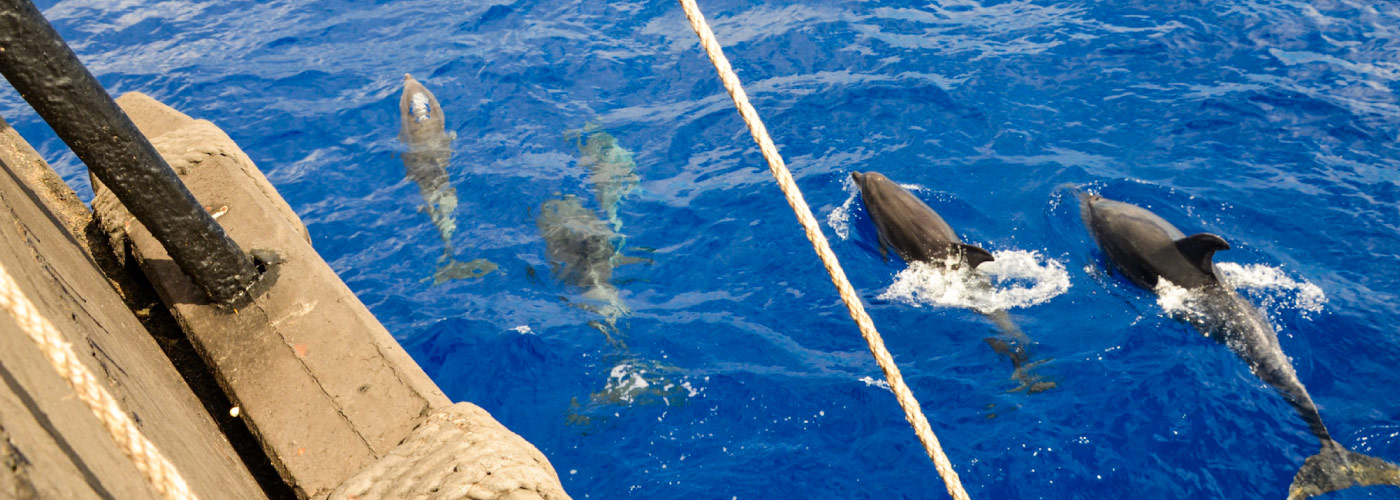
[0,261,197,500]
[675,2,971,499]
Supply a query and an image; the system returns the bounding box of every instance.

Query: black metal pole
[0,0,257,304]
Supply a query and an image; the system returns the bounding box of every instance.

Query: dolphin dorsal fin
[958,243,995,269]
[1175,233,1230,275]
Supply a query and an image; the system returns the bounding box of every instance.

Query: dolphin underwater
[851,171,1053,393]
[397,74,494,282]
[1079,193,1400,499]
[570,128,639,232]
[536,190,685,413]
[536,194,626,321]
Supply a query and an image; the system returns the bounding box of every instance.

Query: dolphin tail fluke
[1288,440,1400,500]
[983,310,1057,394]
[983,337,1027,367]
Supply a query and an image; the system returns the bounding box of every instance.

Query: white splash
[878,250,1071,313]
[1216,262,1326,315]
[827,178,860,240]
[1153,278,1204,319]
[1154,263,1327,333]
[511,325,534,335]
[595,362,698,406]
[827,178,932,240]
[602,363,652,404]
[679,379,700,399]
[858,375,892,392]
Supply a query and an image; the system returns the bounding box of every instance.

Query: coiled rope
[675,2,971,499]
[0,261,196,500]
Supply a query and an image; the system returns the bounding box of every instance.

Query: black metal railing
[0,0,257,303]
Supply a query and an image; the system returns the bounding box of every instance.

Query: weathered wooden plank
[0,116,267,500]
[102,93,450,499]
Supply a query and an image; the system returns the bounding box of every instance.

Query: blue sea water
[3,0,1400,498]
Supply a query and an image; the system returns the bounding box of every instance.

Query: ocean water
[3,0,1399,498]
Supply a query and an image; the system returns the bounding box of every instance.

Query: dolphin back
[1289,440,1400,499]
[537,196,617,289]
[851,171,993,267]
[1079,193,1226,289]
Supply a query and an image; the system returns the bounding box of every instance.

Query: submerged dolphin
[571,129,639,231]
[536,195,627,322]
[1080,193,1400,499]
[537,191,684,414]
[397,74,494,282]
[851,171,1052,393]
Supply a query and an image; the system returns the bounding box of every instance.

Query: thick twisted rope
[676,2,971,499]
[0,261,197,500]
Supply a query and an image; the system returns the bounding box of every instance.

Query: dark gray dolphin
[397,74,494,282]
[1080,193,1400,499]
[851,171,993,267]
[851,171,1053,393]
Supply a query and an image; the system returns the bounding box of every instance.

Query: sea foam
[878,250,1071,313]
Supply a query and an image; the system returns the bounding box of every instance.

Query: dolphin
[851,171,1053,393]
[397,74,494,282]
[851,171,993,267]
[538,129,687,414]
[537,192,684,415]
[1080,193,1400,499]
[568,127,639,232]
[536,194,626,320]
